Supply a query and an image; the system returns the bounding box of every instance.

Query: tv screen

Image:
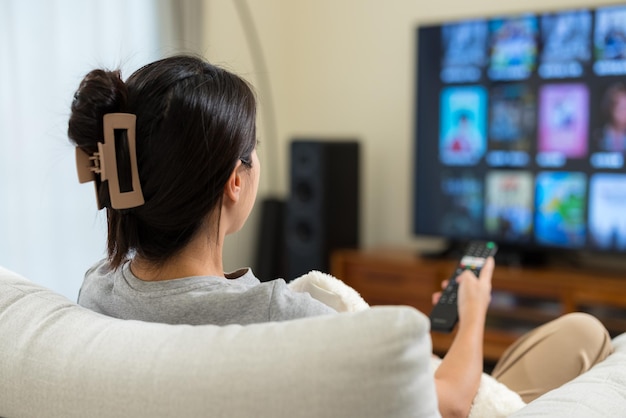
[414,5,626,255]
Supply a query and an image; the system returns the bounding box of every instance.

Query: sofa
[1,265,626,418]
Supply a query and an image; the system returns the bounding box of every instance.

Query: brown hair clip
[76,113,145,209]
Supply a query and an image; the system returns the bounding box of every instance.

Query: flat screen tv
[414,4,626,262]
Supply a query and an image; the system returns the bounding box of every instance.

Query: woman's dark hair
[68,55,257,269]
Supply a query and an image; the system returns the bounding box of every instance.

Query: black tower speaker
[285,140,360,281]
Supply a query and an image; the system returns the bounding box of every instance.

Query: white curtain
[0,0,201,300]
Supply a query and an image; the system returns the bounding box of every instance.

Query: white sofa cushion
[0,266,440,418]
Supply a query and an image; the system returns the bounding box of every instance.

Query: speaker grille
[285,139,359,280]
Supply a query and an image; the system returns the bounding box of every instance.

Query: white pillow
[0,266,440,418]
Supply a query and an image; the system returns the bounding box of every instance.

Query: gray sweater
[78,259,336,325]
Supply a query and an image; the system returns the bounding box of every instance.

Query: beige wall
[203,0,624,272]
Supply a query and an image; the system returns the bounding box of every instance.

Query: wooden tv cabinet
[331,248,626,365]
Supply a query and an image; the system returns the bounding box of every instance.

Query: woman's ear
[224,161,243,203]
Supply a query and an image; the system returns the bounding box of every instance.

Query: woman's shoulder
[80,259,116,293]
[263,277,337,320]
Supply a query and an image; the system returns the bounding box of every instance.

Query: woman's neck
[130,236,224,281]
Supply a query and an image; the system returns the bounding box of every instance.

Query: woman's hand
[431,256,493,320]
[456,257,494,325]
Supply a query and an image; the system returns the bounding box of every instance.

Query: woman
[70,55,336,325]
[69,55,612,418]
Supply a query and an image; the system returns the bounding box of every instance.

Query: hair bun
[68,69,128,149]
[69,69,129,212]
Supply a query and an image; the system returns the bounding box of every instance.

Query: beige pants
[491,312,614,403]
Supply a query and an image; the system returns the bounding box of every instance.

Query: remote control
[429,241,498,333]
